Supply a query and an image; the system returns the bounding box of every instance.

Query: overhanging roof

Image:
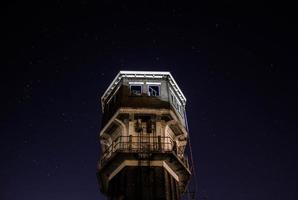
[101,71,187,111]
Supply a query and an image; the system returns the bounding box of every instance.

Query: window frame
[130,84,143,96]
[148,85,160,97]
[170,91,184,116]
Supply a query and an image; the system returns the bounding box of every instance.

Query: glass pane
[130,85,142,95]
[148,86,160,96]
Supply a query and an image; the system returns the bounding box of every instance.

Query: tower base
[106,166,181,200]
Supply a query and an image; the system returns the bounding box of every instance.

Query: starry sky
[1,1,298,200]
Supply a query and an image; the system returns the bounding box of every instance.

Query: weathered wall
[101,84,171,128]
[107,166,181,200]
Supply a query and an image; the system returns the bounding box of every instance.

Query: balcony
[100,135,189,169]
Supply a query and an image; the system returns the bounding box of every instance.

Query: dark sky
[1,1,298,200]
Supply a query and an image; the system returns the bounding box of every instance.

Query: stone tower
[97,71,191,200]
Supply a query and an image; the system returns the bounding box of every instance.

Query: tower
[97,71,192,200]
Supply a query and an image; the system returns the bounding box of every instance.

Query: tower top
[97,70,192,198]
[101,71,187,111]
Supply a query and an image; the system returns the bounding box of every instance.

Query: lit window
[148,85,160,96]
[130,85,142,96]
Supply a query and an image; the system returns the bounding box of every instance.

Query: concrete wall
[101,77,186,129]
[107,166,181,200]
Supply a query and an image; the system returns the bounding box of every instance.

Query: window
[170,92,184,116]
[170,93,174,103]
[113,94,117,103]
[171,93,177,108]
[130,85,142,96]
[148,85,160,96]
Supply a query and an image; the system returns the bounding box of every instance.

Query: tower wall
[97,71,191,200]
[107,166,181,200]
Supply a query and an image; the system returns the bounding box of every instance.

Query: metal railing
[100,135,189,168]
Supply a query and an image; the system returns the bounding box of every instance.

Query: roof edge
[100,71,187,111]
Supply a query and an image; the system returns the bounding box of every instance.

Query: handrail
[100,135,189,169]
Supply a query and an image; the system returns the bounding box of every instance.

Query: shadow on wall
[101,85,172,129]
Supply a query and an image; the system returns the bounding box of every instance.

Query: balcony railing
[100,135,189,169]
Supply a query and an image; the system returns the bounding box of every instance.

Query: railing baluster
[100,136,189,169]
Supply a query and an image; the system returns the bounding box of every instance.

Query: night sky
[1,1,298,200]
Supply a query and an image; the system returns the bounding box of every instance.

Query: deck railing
[100,135,189,169]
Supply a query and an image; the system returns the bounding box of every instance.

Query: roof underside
[101,71,187,110]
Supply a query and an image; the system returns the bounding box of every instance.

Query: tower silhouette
[97,71,192,200]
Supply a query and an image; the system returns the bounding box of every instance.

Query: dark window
[135,119,143,132]
[146,119,156,133]
[170,93,174,103]
[148,85,160,96]
[130,85,142,96]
